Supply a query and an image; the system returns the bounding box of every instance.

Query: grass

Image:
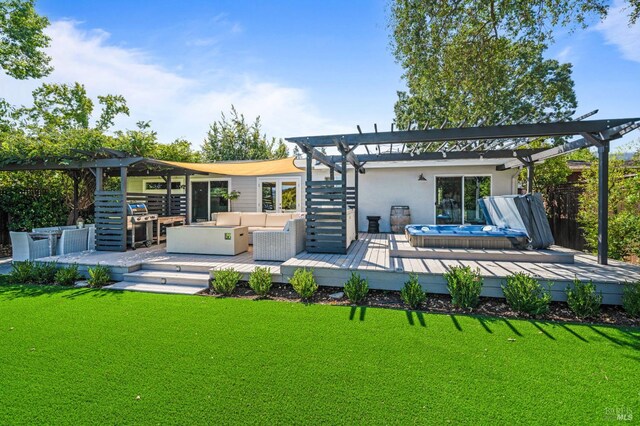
[0,283,638,424]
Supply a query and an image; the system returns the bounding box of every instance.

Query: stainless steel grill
[126,203,158,249]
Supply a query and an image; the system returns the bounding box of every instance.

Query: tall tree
[6,82,130,133]
[0,0,52,79]
[390,1,592,132]
[201,105,288,161]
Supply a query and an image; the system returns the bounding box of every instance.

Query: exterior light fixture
[418,173,427,181]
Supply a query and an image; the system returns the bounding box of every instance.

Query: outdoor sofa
[252,217,305,261]
[209,212,305,244]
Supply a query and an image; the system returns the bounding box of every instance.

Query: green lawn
[0,284,638,424]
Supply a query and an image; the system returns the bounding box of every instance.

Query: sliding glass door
[435,176,491,224]
[191,180,230,222]
[258,177,301,213]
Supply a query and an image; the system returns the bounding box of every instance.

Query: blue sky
[2,0,639,150]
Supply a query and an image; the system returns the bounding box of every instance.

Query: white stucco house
[125,157,518,233]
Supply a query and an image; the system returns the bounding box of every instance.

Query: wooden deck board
[38,233,640,290]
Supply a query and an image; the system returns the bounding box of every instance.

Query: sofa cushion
[265,213,292,228]
[216,212,241,226]
[247,226,273,233]
[241,213,267,227]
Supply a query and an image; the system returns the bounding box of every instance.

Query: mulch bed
[201,282,640,327]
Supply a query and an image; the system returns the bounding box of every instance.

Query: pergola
[0,152,301,252]
[287,113,640,263]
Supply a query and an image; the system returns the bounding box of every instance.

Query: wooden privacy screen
[305,180,355,254]
[94,191,127,252]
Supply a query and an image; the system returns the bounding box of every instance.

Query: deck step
[122,270,210,286]
[140,262,213,274]
[104,281,207,295]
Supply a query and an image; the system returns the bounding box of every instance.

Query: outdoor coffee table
[166,225,249,255]
[29,230,62,256]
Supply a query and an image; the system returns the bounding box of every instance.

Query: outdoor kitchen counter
[166,225,248,255]
[156,216,186,244]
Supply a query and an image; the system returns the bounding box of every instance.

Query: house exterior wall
[313,164,518,233]
[126,164,517,232]
[126,172,307,216]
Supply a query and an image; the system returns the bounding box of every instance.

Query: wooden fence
[546,183,585,251]
[126,193,187,216]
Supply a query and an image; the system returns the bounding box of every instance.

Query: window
[210,181,229,213]
[191,180,231,222]
[145,181,182,191]
[435,176,491,224]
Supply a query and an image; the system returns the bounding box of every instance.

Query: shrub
[9,261,37,284]
[343,272,369,304]
[10,261,58,285]
[566,278,602,318]
[445,266,483,309]
[87,265,111,288]
[502,272,551,315]
[249,267,272,297]
[622,281,640,317]
[400,273,426,309]
[54,264,82,287]
[289,268,317,300]
[212,268,241,295]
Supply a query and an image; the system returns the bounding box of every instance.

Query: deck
[38,233,640,304]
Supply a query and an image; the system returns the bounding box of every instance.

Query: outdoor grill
[126,202,158,249]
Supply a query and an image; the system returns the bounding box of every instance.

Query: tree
[10,82,130,132]
[0,0,52,79]
[578,147,640,260]
[201,105,288,162]
[390,1,586,133]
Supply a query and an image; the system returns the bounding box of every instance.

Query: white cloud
[0,20,347,148]
[555,46,574,63]
[596,1,640,63]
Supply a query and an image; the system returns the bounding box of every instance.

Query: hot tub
[404,224,530,250]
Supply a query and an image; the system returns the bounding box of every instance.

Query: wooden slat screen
[126,193,187,217]
[305,181,347,254]
[95,191,126,251]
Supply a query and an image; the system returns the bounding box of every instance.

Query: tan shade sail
[154,157,303,176]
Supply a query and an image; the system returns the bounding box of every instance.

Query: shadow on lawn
[587,325,640,350]
[349,305,367,321]
[405,310,426,327]
[0,284,121,301]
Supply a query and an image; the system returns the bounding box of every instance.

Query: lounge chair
[57,228,89,255]
[10,232,50,262]
[253,218,305,261]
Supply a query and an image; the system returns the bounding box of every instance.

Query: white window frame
[256,176,302,213]
[433,174,493,224]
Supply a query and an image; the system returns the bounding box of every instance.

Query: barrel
[390,206,411,233]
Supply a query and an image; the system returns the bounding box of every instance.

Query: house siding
[126,164,515,232]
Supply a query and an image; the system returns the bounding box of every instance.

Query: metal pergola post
[72,172,80,223]
[166,174,172,216]
[185,173,192,224]
[341,152,347,248]
[354,168,359,236]
[598,141,610,265]
[527,164,534,194]
[119,166,128,251]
